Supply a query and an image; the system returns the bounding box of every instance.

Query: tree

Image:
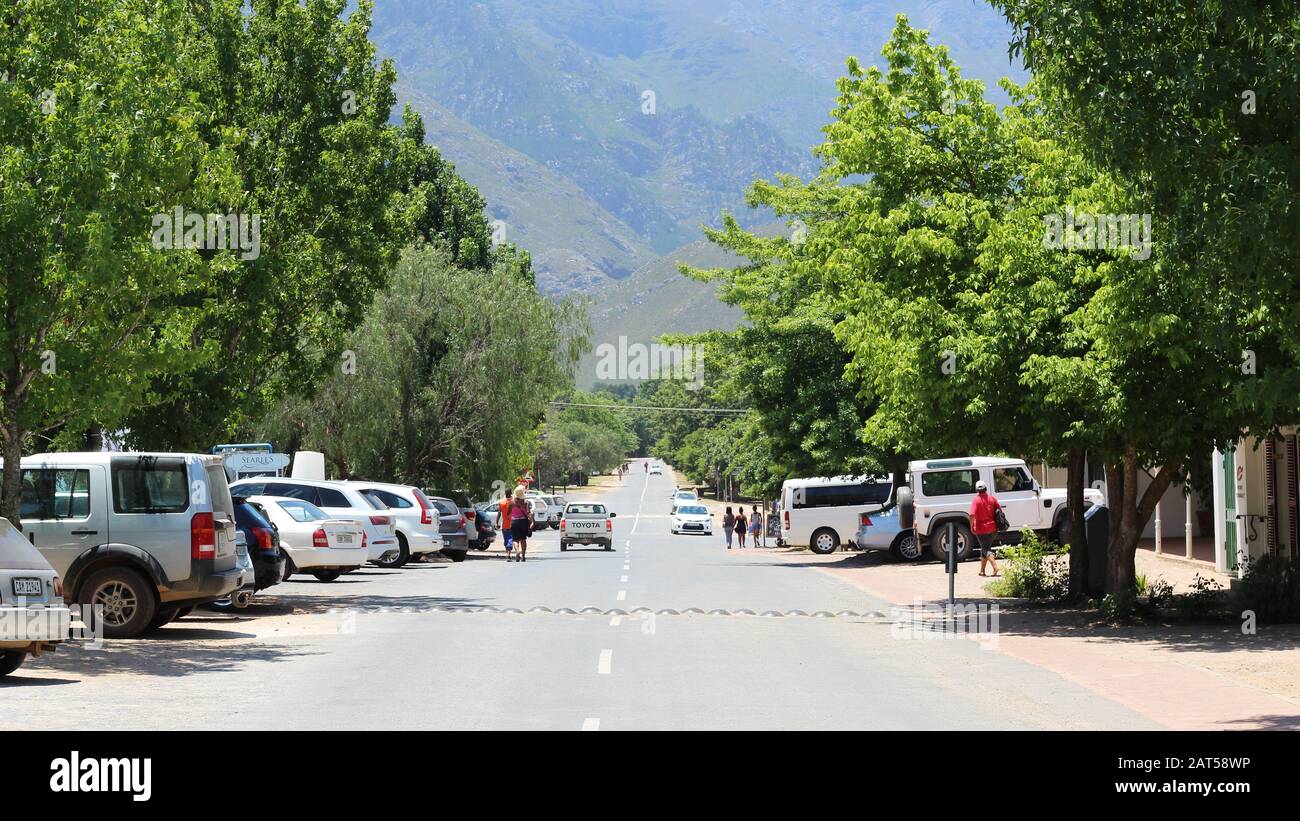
[257,242,586,495]
[121,0,420,450]
[0,0,228,526]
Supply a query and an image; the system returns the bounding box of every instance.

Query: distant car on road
[560,502,615,551]
[649,463,663,475]
[671,504,713,535]
[0,518,70,678]
[244,496,367,582]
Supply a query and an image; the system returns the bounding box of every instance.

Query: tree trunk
[1105,445,1178,596]
[2,423,25,530]
[1066,447,1088,599]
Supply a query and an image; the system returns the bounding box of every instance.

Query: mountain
[370,0,1026,305]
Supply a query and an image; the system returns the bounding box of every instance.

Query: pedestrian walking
[509,485,533,562]
[734,508,747,548]
[749,504,764,548]
[498,495,513,558]
[969,480,1002,577]
[723,506,735,549]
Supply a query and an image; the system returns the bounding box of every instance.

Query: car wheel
[929,522,974,563]
[79,566,158,640]
[0,650,26,677]
[175,606,195,620]
[443,549,468,563]
[377,536,410,569]
[560,542,568,551]
[891,531,924,562]
[604,543,613,551]
[809,528,840,555]
[1055,514,1071,546]
[148,608,178,630]
[282,554,297,582]
[312,570,342,583]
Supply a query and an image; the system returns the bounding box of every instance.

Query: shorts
[510,518,531,541]
[975,532,996,557]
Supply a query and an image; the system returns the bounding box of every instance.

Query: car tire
[79,566,158,640]
[929,522,974,563]
[0,650,26,677]
[1054,513,1071,546]
[148,608,178,630]
[312,570,342,583]
[175,606,195,620]
[282,555,297,582]
[443,549,468,563]
[377,536,410,569]
[891,531,924,562]
[810,528,840,555]
[604,542,613,551]
[560,542,568,551]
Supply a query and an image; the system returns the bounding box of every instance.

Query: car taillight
[312,528,329,548]
[191,512,216,559]
[606,519,612,532]
[459,514,466,528]
[253,527,274,551]
[370,515,390,526]
[53,576,63,598]
[362,531,368,548]
[859,513,873,527]
[417,495,433,525]
[560,518,566,530]
[784,510,790,530]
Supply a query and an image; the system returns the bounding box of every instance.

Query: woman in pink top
[508,485,532,562]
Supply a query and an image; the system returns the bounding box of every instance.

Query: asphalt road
[1,466,1158,730]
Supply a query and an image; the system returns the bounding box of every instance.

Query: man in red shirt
[968,480,1003,577]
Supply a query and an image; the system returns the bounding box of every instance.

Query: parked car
[232,497,286,593]
[537,495,565,529]
[228,478,399,566]
[343,482,445,567]
[15,452,245,639]
[470,506,497,550]
[905,457,1104,562]
[0,518,71,677]
[244,496,367,582]
[559,502,615,551]
[853,505,921,560]
[670,504,713,535]
[779,475,893,554]
[216,530,257,611]
[424,495,469,561]
[524,495,550,528]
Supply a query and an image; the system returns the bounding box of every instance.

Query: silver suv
[15,452,244,638]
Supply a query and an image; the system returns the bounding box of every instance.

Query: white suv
[342,482,445,567]
[907,457,1104,562]
[229,478,399,565]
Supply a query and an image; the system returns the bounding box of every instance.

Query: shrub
[1146,577,1174,608]
[986,529,1068,600]
[1100,589,1137,621]
[1235,554,1300,623]
[1176,573,1225,620]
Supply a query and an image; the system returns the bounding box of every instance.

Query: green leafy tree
[0,0,230,525]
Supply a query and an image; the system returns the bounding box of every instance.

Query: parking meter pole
[946,521,956,615]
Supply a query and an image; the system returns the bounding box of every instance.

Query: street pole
[947,521,956,617]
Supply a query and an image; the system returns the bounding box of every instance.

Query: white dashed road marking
[617,590,627,601]
[582,718,600,731]
[598,649,613,675]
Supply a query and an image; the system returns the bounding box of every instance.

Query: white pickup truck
[889,457,1104,562]
[559,502,616,551]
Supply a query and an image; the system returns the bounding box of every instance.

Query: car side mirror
[609,512,617,518]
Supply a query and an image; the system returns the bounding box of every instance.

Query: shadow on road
[18,635,319,679]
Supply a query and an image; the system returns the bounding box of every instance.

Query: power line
[549,401,750,416]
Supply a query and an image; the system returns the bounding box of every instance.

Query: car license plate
[336,533,354,545]
[12,578,42,596]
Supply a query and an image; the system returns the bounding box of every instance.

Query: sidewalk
[752,546,1300,730]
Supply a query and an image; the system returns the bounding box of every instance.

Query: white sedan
[0,519,70,677]
[671,504,713,535]
[244,496,368,583]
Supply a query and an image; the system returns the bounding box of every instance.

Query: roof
[907,457,1027,471]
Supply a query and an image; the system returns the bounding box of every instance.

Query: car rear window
[365,488,411,508]
[430,498,459,516]
[318,487,352,508]
[112,456,190,514]
[920,470,979,497]
[566,503,606,515]
[276,499,327,522]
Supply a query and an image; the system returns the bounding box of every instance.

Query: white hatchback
[0,518,71,677]
[342,482,445,567]
[244,496,367,582]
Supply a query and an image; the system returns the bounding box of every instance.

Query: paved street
[1,470,1158,730]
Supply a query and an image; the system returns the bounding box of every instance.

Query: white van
[779,476,893,554]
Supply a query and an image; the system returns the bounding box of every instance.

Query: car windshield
[566,504,606,515]
[276,499,327,523]
[678,505,708,515]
